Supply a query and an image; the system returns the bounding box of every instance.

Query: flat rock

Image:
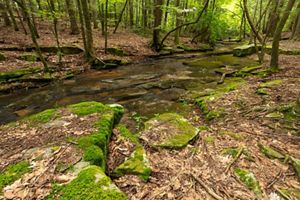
[140,113,199,149]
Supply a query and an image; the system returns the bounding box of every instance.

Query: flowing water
[0,53,259,124]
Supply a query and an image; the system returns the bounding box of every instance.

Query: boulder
[17,54,40,62]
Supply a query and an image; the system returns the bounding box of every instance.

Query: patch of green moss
[266,112,284,119]
[219,130,244,140]
[234,168,262,197]
[258,143,285,160]
[46,166,127,200]
[26,108,57,123]
[222,147,253,161]
[117,124,139,144]
[68,101,107,116]
[196,98,224,121]
[114,145,151,181]
[0,161,31,192]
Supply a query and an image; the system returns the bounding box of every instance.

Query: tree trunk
[270,0,296,70]
[5,0,19,31]
[152,0,164,51]
[104,0,108,53]
[129,0,134,27]
[1,3,11,26]
[174,0,181,45]
[80,0,95,61]
[291,3,300,39]
[65,0,80,34]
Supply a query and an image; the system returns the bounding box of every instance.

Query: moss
[266,112,284,119]
[106,47,124,56]
[204,136,215,143]
[0,161,31,192]
[114,145,151,181]
[259,79,284,88]
[117,124,139,144]
[234,168,262,197]
[291,157,300,181]
[206,109,224,121]
[46,166,127,200]
[219,130,244,140]
[196,99,224,121]
[222,147,253,161]
[258,143,285,160]
[25,108,57,123]
[83,145,105,167]
[68,101,107,116]
[233,44,256,57]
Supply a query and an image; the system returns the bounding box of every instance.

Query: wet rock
[140,113,199,149]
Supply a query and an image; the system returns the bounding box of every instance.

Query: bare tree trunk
[104,0,108,53]
[270,0,296,70]
[174,0,181,45]
[15,4,27,34]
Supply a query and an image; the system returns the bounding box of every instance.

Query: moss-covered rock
[0,67,42,83]
[259,79,284,88]
[114,145,151,181]
[117,124,139,144]
[0,161,31,192]
[233,44,257,57]
[219,130,244,140]
[234,168,262,197]
[258,143,285,160]
[46,166,127,200]
[277,188,300,199]
[68,101,107,116]
[140,113,199,149]
[235,65,262,77]
[17,54,40,62]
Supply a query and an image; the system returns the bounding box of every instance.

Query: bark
[291,3,300,38]
[80,0,95,61]
[129,0,134,27]
[270,0,296,70]
[65,0,80,34]
[76,0,88,58]
[152,0,164,51]
[1,2,11,26]
[104,0,108,53]
[174,0,181,45]
[5,0,19,31]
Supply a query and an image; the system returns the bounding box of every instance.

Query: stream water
[0,53,259,124]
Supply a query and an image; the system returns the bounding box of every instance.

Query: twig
[267,170,283,189]
[191,173,223,200]
[225,147,244,174]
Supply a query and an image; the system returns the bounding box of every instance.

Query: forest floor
[0,23,300,199]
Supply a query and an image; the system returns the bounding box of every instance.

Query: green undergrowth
[114,145,151,181]
[234,168,262,197]
[46,166,127,200]
[0,161,31,192]
[222,147,253,161]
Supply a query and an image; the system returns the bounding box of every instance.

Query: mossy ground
[46,166,127,200]
[0,161,31,192]
[25,108,58,123]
